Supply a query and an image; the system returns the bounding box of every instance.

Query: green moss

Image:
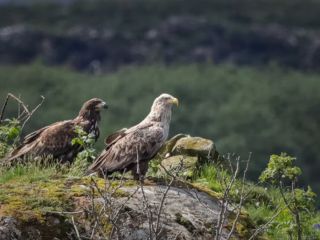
[0,177,75,222]
[80,176,136,194]
[193,164,270,239]
[70,184,88,197]
[190,182,222,199]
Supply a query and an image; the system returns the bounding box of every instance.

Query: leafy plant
[260,153,317,240]
[260,154,302,184]
[0,118,21,158]
[148,157,162,176]
[69,126,97,176]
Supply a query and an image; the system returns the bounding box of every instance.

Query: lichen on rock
[154,134,222,178]
[171,136,215,159]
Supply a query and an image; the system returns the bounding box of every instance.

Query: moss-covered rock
[0,172,266,240]
[154,135,223,179]
[158,133,188,156]
[0,132,263,240]
[159,134,223,163]
[172,136,215,159]
[159,155,198,178]
[0,175,132,239]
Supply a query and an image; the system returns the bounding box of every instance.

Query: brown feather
[105,128,127,147]
[1,98,107,166]
[87,93,177,180]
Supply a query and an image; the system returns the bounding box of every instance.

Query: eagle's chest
[162,124,170,141]
[85,120,99,139]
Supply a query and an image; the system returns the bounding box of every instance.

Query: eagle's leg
[131,160,149,181]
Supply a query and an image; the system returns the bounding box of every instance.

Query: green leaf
[7,126,21,141]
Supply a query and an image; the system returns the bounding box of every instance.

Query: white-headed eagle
[1,98,107,166]
[87,93,178,180]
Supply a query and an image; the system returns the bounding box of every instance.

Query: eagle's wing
[104,128,127,147]
[4,120,78,164]
[88,123,164,174]
[22,125,51,144]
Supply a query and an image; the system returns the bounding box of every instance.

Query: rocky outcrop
[157,134,222,178]
[171,136,215,158]
[0,135,254,240]
[0,215,74,240]
[109,185,228,240]
[0,177,244,240]
[0,217,21,240]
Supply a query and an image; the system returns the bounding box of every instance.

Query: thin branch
[0,94,9,122]
[279,181,294,213]
[71,216,81,240]
[215,155,240,240]
[139,178,155,239]
[20,95,45,132]
[47,210,84,215]
[248,205,286,240]
[226,153,251,239]
[155,178,174,238]
[7,93,30,117]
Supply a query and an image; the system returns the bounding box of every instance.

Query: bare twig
[155,178,174,238]
[215,155,240,240]
[47,210,84,215]
[2,93,44,121]
[226,153,252,240]
[20,95,45,132]
[0,94,9,122]
[72,216,81,240]
[248,205,286,240]
[7,93,30,117]
[139,177,155,239]
[109,185,140,238]
[0,93,45,142]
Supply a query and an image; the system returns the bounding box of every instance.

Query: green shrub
[68,126,97,176]
[0,118,21,158]
[260,153,317,239]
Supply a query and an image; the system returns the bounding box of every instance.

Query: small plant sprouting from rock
[260,153,317,240]
[69,126,96,176]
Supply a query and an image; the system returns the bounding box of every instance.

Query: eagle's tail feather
[1,142,39,166]
[86,155,105,175]
[86,149,111,175]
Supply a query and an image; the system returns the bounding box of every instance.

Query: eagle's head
[152,93,179,108]
[79,98,108,120]
[148,93,178,123]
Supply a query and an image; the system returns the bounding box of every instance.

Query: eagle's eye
[95,101,108,110]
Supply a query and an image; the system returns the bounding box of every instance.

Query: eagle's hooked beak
[169,97,179,107]
[97,101,108,110]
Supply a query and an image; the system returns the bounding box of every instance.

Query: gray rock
[153,135,223,178]
[171,136,215,159]
[159,155,198,178]
[0,217,21,240]
[104,185,233,240]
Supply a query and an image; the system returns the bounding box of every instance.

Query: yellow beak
[170,97,179,106]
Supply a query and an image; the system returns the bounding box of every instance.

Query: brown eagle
[2,98,107,166]
[87,93,178,180]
